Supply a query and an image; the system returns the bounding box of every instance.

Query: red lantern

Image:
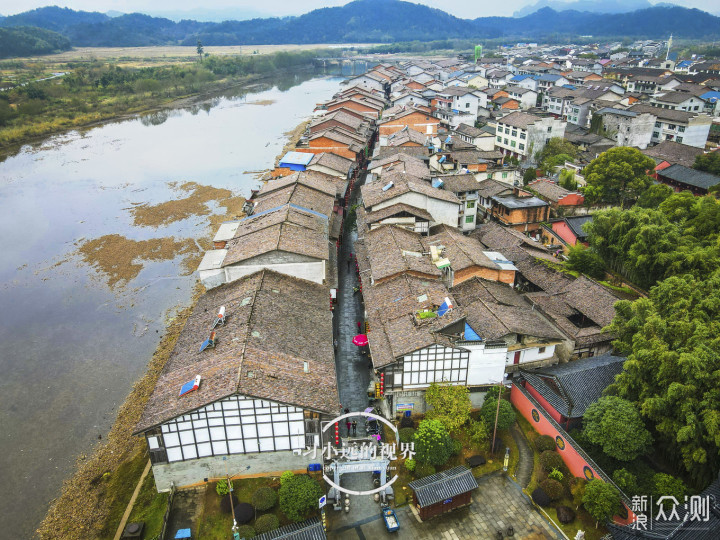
[334,422,339,445]
[380,372,385,396]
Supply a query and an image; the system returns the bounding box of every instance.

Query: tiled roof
[496,111,543,129]
[408,466,478,507]
[369,153,428,173]
[255,517,326,540]
[223,218,330,266]
[252,180,335,218]
[630,103,700,123]
[641,141,703,168]
[232,204,327,242]
[365,225,441,282]
[564,215,593,240]
[361,173,460,208]
[364,203,433,224]
[309,152,353,175]
[454,123,485,137]
[424,225,500,272]
[451,276,526,308]
[519,354,625,418]
[257,173,336,199]
[437,173,480,194]
[475,179,512,199]
[555,275,621,328]
[658,164,720,190]
[387,127,427,146]
[309,109,366,132]
[528,179,575,202]
[450,150,491,165]
[135,270,339,432]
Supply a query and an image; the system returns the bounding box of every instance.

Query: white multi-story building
[631,104,712,148]
[494,111,566,163]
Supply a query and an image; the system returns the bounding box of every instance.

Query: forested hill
[1,1,720,49]
[0,26,71,58]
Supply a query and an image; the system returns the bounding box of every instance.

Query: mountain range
[512,0,673,18]
[0,0,719,49]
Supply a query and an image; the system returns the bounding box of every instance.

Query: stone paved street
[328,473,563,540]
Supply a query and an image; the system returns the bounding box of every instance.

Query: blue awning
[464,322,481,341]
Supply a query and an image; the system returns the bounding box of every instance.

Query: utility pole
[491,382,503,455]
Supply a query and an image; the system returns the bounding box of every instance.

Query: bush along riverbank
[0,48,336,149]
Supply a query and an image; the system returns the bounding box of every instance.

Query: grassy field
[17,44,377,64]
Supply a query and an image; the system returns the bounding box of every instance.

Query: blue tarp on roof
[701,91,720,103]
[464,322,481,341]
[278,151,314,170]
[432,178,444,188]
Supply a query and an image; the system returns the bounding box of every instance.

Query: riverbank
[0,68,313,154]
[35,108,316,539]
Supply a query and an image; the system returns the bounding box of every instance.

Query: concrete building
[630,104,712,148]
[593,107,656,149]
[494,111,566,163]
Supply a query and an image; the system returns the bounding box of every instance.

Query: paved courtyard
[328,473,562,540]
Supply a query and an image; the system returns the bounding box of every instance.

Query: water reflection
[0,73,342,538]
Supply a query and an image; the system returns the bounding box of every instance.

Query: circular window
[583,466,595,481]
[555,436,565,451]
[531,409,540,422]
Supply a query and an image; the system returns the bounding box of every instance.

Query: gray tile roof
[408,466,478,507]
[640,141,703,168]
[528,179,575,203]
[658,164,720,190]
[491,194,549,209]
[361,173,460,208]
[496,111,543,130]
[564,215,593,240]
[364,203,433,224]
[520,354,625,418]
[255,517,326,539]
[135,270,339,433]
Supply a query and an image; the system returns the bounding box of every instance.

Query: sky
[0,0,716,19]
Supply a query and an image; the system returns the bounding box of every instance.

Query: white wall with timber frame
[145,393,321,465]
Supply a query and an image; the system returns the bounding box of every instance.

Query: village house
[640,140,704,169]
[378,109,441,136]
[656,164,720,195]
[133,270,340,491]
[650,91,707,113]
[517,354,625,430]
[490,189,550,235]
[433,174,482,230]
[362,204,433,235]
[308,109,373,139]
[504,86,538,109]
[382,126,428,148]
[630,104,712,148]
[452,123,496,151]
[494,111,567,163]
[343,72,388,94]
[361,172,461,228]
[541,215,593,253]
[408,467,478,521]
[367,153,430,180]
[298,128,368,161]
[527,178,585,216]
[592,107,656,149]
[323,96,384,119]
[306,152,355,181]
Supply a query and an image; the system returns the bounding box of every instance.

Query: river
[0,70,345,538]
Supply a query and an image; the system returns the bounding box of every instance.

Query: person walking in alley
[357,321,362,331]
[346,419,352,436]
[352,420,357,436]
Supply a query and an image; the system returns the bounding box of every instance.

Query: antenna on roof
[212,305,226,328]
[199,331,217,352]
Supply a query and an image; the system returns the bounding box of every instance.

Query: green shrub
[583,479,620,522]
[612,468,638,495]
[652,473,687,508]
[279,474,323,522]
[451,438,463,456]
[479,398,516,431]
[414,419,454,466]
[535,435,556,453]
[254,514,280,534]
[415,463,436,478]
[280,471,294,486]
[252,486,277,511]
[539,451,565,473]
[404,458,416,472]
[548,467,564,482]
[468,418,489,448]
[399,427,415,443]
[216,478,231,497]
[236,525,255,538]
[571,478,587,509]
[539,478,565,500]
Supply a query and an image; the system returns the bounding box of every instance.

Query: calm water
[0,71,342,538]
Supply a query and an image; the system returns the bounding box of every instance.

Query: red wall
[551,221,579,246]
[557,193,585,206]
[525,382,564,424]
[511,383,635,526]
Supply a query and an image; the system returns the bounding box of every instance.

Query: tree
[583,396,652,461]
[607,270,720,485]
[693,152,720,176]
[279,474,323,522]
[468,418,490,448]
[652,474,687,508]
[636,183,673,208]
[252,487,277,511]
[425,382,472,432]
[479,397,516,431]
[566,243,606,279]
[538,137,578,164]
[541,153,575,175]
[414,419,454,466]
[582,480,621,525]
[612,469,638,495]
[581,147,655,207]
[523,167,537,185]
[558,169,577,191]
[197,39,204,62]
